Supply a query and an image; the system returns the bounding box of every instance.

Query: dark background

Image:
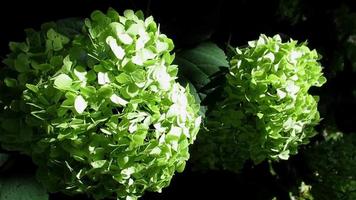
[0,0,355,199]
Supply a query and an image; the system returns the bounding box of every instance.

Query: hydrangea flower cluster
[0,8,201,199]
[192,34,326,171]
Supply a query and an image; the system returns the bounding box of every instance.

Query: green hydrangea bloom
[0,8,201,199]
[192,34,326,172]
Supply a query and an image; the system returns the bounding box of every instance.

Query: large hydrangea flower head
[192,34,326,172]
[0,8,201,199]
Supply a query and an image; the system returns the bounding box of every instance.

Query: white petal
[118,33,133,45]
[277,89,286,99]
[110,94,128,106]
[98,72,110,85]
[286,81,300,94]
[74,95,87,114]
[106,36,125,60]
[289,50,302,64]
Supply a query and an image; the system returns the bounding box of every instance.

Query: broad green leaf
[174,42,229,90]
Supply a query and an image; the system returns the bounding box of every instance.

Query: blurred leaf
[0,176,48,200]
[0,153,9,168]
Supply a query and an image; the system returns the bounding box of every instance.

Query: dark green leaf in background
[0,176,48,200]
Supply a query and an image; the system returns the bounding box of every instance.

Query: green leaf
[46,28,69,51]
[32,63,53,71]
[116,73,131,84]
[55,18,84,38]
[14,53,30,72]
[4,77,17,87]
[132,130,147,146]
[1,118,20,133]
[98,85,113,98]
[175,42,228,90]
[131,69,146,87]
[125,84,139,97]
[26,84,39,93]
[62,55,72,73]
[54,74,72,90]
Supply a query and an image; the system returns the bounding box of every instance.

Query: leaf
[132,130,147,146]
[174,42,229,91]
[46,28,69,51]
[116,73,131,84]
[74,95,87,114]
[1,118,20,133]
[62,55,72,73]
[55,18,84,38]
[14,53,30,72]
[4,78,17,87]
[0,176,48,200]
[131,69,146,87]
[98,85,113,98]
[54,74,72,90]
[32,63,53,71]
